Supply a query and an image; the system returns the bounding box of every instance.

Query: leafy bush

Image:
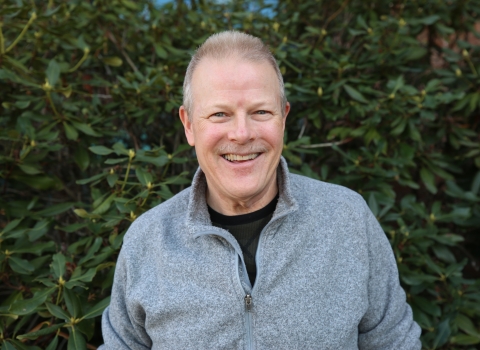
[1,0,479,349]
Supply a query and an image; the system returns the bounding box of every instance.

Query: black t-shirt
[208,195,279,285]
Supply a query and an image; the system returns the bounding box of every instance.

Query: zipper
[194,214,289,350]
[244,294,253,350]
[245,294,253,311]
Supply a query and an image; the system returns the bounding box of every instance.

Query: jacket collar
[185,156,298,235]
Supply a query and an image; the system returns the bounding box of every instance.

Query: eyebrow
[207,101,275,111]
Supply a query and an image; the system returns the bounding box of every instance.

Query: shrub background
[1,0,480,349]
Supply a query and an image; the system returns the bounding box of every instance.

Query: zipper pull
[244,294,253,312]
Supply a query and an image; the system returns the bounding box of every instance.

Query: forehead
[191,57,279,94]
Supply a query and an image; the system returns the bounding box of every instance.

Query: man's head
[179,31,290,215]
[182,31,287,119]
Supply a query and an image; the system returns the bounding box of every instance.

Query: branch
[105,31,138,72]
[298,138,353,149]
[323,0,349,29]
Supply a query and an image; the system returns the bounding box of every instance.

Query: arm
[358,202,422,350]
[100,248,152,350]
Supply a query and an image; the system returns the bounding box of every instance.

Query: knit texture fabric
[100,157,422,350]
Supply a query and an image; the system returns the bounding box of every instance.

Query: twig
[323,0,349,29]
[105,31,138,72]
[20,320,49,343]
[298,138,353,149]
[5,12,37,53]
[297,117,307,140]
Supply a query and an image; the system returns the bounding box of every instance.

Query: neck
[206,179,278,216]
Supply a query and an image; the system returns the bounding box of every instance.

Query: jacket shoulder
[289,173,366,210]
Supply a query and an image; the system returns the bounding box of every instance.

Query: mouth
[221,153,261,163]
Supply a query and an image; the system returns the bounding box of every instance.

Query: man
[101,31,421,349]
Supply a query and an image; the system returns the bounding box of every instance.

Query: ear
[179,105,195,146]
[282,102,291,128]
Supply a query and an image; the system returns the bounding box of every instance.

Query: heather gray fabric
[100,157,422,350]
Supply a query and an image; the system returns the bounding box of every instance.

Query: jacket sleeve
[100,247,152,350]
[358,202,422,350]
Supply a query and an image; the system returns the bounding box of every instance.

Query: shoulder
[121,186,191,248]
[289,172,366,212]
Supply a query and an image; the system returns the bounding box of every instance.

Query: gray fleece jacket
[101,157,422,350]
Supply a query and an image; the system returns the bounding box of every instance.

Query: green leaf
[52,253,66,279]
[45,336,59,350]
[1,219,23,234]
[405,47,427,61]
[419,15,440,25]
[456,314,480,337]
[135,167,153,186]
[35,203,74,217]
[77,317,95,340]
[120,0,139,10]
[8,256,35,275]
[107,174,119,187]
[76,172,107,185]
[14,174,61,190]
[420,167,437,194]
[67,327,86,350]
[471,171,480,195]
[46,303,71,321]
[63,122,79,141]
[413,296,441,317]
[81,296,110,320]
[451,334,480,345]
[17,323,65,340]
[112,142,129,156]
[70,121,101,137]
[432,245,457,264]
[46,59,60,86]
[9,289,54,316]
[433,319,451,348]
[92,193,116,215]
[78,237,103,265]
[64,289,82,318]
[89,146,113,155]
[154,44,168,59]
[18,164,42,175]
[59,223,87,233]
[343,84,368,104]
[74,147,90,171]
[1,341,16,350]
[135,154,168,167]
[368,193,379,217]
[105,157,128,164]
[65,268,96,289]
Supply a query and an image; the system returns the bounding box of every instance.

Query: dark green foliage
[0,0,479,349]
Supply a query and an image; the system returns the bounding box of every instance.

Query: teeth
[222,153,259,162]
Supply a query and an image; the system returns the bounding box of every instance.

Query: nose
[227,114,256,144]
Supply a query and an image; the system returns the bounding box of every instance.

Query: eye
[256,110,267,115]
[212,112,226,117]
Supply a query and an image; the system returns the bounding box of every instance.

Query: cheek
[260,123,285,148]
[194,124,225,153]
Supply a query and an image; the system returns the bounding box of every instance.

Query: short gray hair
[182,31,286,118]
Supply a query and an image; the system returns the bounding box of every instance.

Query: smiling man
[101,31,421,349]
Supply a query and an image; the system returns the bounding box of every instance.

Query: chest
[128,219,369,349]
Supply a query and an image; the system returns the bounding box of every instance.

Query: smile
[222,153,260,162]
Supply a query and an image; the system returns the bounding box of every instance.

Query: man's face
[179,57,290,212]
